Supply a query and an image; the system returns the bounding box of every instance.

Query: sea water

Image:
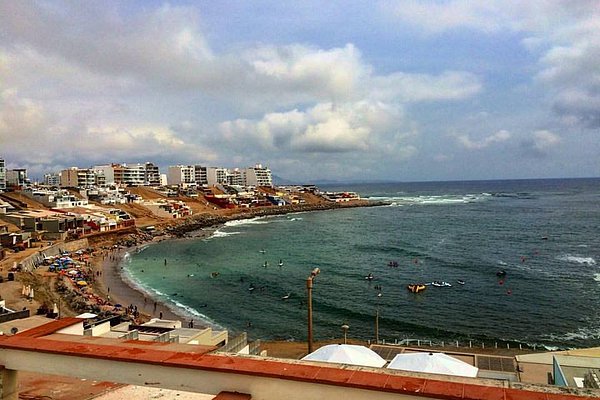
[124,178,600,348]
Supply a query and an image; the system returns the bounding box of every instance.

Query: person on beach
[159,311,163,319]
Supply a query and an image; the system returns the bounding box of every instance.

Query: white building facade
[167,165,196,187]
[0,158,6,191]
[245,164,273,187]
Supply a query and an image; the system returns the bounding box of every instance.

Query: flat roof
[0,318,594,399]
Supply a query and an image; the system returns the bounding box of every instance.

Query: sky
[0,1,599,182]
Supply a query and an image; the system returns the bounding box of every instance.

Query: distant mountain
[271,174,296,185]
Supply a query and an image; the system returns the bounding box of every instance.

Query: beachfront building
[43,173,61,187]
[0,317,590,400]
[93,163,150,186]
[167,165,196,187]
[0,158,5,191]
[144,162,161,186]
[246,164,273,187]
[206,167,228,186]
[21,188,89,209]
[5,168,30,189]
[60,167,100,188]
[227,168,246,186]
[194,165,208,186]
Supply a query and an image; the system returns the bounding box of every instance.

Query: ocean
[123,178,600,349]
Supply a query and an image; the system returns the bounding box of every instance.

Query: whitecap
[556,254,596,265]
[594,273,600,282]
[368,193,491,206]
[224,217,268,227]
[209,230,241,239]
[497,260,508,266]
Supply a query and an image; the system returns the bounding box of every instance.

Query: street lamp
[341,323,349,344]
[307,267,320,354]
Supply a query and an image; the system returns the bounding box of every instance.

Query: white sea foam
[210,230,241,238]
[497,260,508,266]
[543,329,600,343]
[556,254,596,265]
[368,193,491,206]
[224,217,268,227]
[594,273,600,282]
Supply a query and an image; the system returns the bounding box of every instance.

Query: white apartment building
[246,164,273,187]
[206,167,228,186]
[94,163,147,186]
[0,158,6,191]
[167,165,196,187]
[227,168,246,186]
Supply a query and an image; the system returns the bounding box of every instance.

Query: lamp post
[307,267,320,354]
[341,323,349,344]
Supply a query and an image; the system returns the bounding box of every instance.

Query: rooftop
[0,318,596,399]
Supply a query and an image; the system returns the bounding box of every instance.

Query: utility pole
[306,268,320,354]
[375,308,379,344]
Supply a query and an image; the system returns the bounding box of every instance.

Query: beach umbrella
[53,303,59,314]
[301,344,387,368]
[29,287,34,299]
[76,281,88,286]
[68,270,79,275]
[387,352,478,377]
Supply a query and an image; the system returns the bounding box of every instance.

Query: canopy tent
[76,312,97,319]
[387,352,478,377]
[301,344,386,368]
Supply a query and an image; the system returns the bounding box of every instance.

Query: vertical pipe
[307,277,313,354]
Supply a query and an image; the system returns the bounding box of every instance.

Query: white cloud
[371,71,481,102]
[220,101,408,154]
[456,130,511,150]
[532,130,561,151]
[383,0,600,130]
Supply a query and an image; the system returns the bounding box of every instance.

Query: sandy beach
[93,227,219,325]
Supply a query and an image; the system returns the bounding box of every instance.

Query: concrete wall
[18,239,89,271]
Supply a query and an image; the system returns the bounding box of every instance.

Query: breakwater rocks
[163,200,386,238]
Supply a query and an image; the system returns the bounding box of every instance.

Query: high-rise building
[227,168,246,186]
[194,165,208,186]
[60,167,98,188]
[245,164,272,187]
[167,165,196,186]
[0,158,6,191]
[206,167,228,186]
[144,162,161,186]
[44,173,61,187]
[6,168,30,189]
[94,163,148,186]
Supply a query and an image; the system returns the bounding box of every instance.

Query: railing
[370,337,544,352]
[0,309,30,324]
[217,332,248,353]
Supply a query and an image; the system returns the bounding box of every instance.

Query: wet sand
[95,228,219,325]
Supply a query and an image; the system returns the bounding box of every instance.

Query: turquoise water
[123,178,600,348]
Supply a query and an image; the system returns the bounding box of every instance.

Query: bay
[123,178,600,348]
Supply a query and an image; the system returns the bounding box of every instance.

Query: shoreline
[92,201,384,329]
[94,227,221,326]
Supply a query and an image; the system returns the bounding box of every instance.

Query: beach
[93,227,220,325]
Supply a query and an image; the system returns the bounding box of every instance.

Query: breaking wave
[367,193,491,206]
[556,254,596,265]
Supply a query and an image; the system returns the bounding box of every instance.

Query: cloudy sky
[1,1,599,182]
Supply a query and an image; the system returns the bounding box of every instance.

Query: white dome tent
[302,344,387,368]
[387,352,479,377]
